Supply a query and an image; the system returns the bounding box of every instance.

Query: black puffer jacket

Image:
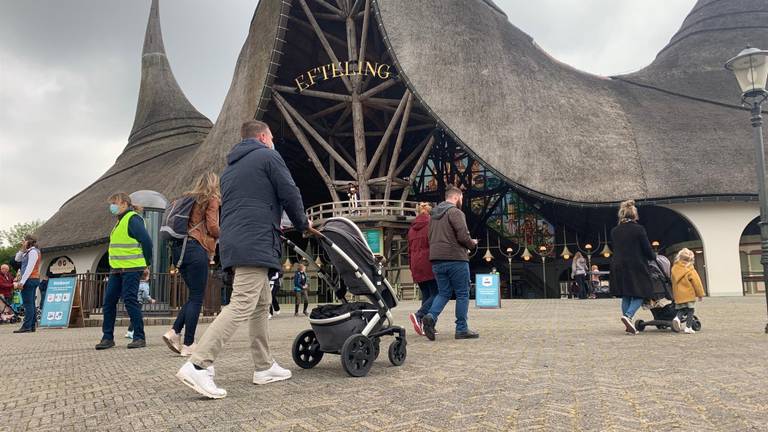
[609,221,656,298]
[219,138,308,270]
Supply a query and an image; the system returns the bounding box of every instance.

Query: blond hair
[618,199,639,223]
[186,172,221,206]
[417,202,432,215]
[675,248,695,266]
[107,192,143,212]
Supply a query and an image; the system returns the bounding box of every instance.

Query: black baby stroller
[0,294,22,324]
[284,217,406,377]
[635,255,701,332]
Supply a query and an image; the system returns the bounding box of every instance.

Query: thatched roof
[373,0,765,204]
[37,0,211,251]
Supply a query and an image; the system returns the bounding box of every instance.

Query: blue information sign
[40,277,77,328]
[475,273,501,308]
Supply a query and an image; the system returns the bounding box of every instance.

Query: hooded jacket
[219,138,308,270]
[428,201,475,262]
[671,262,705,304]
[407,213,435,282]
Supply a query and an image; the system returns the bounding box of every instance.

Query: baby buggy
[284,217,406,377]
[0,290,22,324]
[635,255,701,332]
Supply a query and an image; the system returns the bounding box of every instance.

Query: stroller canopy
[320,218,377,297]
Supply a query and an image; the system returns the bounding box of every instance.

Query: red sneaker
[408,313,424,336]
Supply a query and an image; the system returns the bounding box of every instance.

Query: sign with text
[295,61,393,92]
[475,273,501,308]
[363,228,383,256]
[40,277,77,328]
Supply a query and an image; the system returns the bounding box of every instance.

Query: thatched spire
[127,0,211,149]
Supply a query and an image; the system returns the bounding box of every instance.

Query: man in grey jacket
[421,186,479,341]
[176,120,311,399]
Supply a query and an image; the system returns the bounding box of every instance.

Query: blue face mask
[109,204,120,215]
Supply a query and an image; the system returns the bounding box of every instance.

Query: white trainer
[253,361,292,385]
[275,310,281,316]
[176,361,226,399]
[162,329,182,354]
[124,330,134,339]
[672,316,682,332]
[268,314,272,320]
[180,343,197,357]
[683,327,696,334]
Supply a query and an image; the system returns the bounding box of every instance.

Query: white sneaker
[275,310,281,316]
[268,314,272,320]
[180,343,196,357]
[621,315,637,334]
[253,361,292,385]
[683,327,696,334]
[672,316,682,332]
[176,361,227,399]
[124,330,134,339]
[162,329,181,354]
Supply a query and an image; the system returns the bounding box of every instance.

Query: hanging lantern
[561,245,572,260]
[483,248,494,262]
[282,257,293,272]
[521,247,532,261]
[315,256,323,268]
[601,244,612,258]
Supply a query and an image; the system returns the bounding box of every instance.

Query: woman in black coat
[609,200,656,334]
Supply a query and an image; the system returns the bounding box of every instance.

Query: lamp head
[725,47,768,98]
[522,248,532,261]
[561,245,572,261]
[585,243,593,251]
[483,249,494,263]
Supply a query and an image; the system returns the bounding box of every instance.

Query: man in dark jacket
[177,120,310,399]
[421,186,479,341]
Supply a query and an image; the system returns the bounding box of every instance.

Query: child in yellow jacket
[671,248,705,334]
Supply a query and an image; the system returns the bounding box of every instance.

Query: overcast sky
[0,0,697,235]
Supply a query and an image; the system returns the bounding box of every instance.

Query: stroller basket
[310,302,378,352]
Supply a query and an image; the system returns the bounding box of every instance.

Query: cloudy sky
[0,0,697,235]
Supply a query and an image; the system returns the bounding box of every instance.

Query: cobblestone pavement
[1,297,767,431]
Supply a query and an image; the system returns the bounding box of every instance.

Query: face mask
[109,204,120,215]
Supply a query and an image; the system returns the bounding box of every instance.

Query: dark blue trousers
[415,279,438,321]
[172,240,209,346]
[102,271,144,341]
[21,279,40,330]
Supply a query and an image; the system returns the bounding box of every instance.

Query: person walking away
[13,235,42,333]
[162,172,221,357]
[671,248,705,334]
[407,202,438,336]
[95,193,153,349]
[421,186,479,341]
[176,120,311,399]
[609,200,656,334]
[572,252,588,299]
[268,270,282,319]
[293,264,309,316]
[126,269,156,338]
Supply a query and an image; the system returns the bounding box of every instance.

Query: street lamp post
[538,245,549,296]
[725,46,768,333]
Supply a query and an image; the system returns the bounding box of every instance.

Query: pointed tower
[127,0,212,150]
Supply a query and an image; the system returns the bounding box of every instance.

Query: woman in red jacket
[407,202,438,336]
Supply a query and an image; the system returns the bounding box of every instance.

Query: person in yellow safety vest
[95,192,153,350]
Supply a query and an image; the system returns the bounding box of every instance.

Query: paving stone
[0,297,767,431]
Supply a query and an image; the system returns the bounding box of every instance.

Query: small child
[671,248,705,334]
[126,269,156,339]
[589,265,600,299]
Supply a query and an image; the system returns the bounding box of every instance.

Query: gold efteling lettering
[295,61,392,92]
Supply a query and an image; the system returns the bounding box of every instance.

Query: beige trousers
[190,266,272,371]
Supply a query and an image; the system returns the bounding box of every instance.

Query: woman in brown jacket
[163,172,221,356]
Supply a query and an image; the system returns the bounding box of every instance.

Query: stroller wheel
[635,320,646,332]
[691,317,702,332]
[388,338,407,366]
[292,329,324,369]
[372,337,381,360]
[341,334,375,377]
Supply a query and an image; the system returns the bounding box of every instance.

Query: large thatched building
[37,0,766,297]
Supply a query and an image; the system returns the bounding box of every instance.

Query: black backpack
[160,196,202,267]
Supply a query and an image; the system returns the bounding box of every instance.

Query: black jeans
[575,274,588,299]
[172,240,209,346]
